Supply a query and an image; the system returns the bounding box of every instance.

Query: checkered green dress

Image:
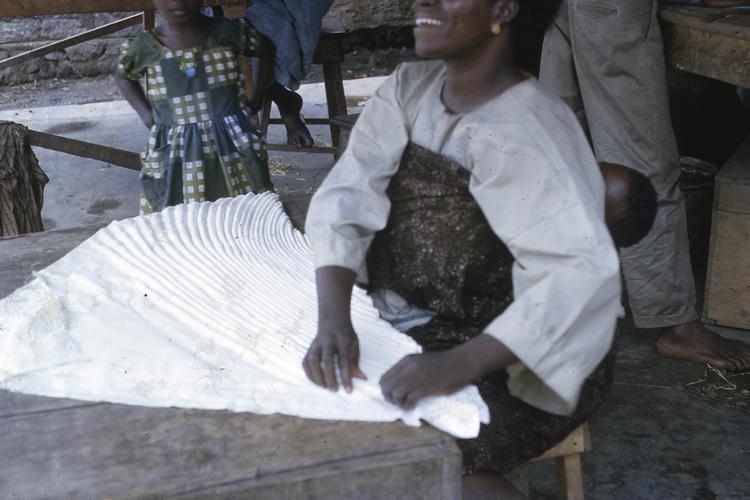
[118,18,272,214]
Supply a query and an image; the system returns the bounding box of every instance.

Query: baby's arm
[115,74,153,128]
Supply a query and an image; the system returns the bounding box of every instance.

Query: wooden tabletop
[0,213,461,499]
[659,4,750,88]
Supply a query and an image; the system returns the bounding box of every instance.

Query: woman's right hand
[303,320,366,393]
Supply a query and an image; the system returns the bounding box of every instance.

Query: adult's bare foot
[657,320,750,370]
[269,83,314,148]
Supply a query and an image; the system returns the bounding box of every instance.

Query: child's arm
[115,74,153,128]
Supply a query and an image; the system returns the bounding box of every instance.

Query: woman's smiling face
[414,0,498,60]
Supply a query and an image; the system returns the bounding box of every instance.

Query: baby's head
[600,163,658,248]
[152,0,203,24]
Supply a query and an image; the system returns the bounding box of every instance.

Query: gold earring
[491,23,502,35]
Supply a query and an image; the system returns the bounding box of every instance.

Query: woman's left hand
[379,349,479,410]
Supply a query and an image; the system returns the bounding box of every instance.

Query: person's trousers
[540,0,697,328]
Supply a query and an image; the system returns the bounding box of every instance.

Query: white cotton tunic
[305,61,622,416]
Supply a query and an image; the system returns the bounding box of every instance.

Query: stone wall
[0,14,142,85]
[329,0,413,31]
[0,0,414,86]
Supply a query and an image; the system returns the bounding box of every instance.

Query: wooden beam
[266,143,338,155]
[530,424,590,462]
[0,14,142,72]
[663,23,750,89]
[0,0,247,17]
[142,9,155,31]
[27,130,141,170]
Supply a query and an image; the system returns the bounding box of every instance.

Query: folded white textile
[0,193,489,438]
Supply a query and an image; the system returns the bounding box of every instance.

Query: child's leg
[267,82,314,148]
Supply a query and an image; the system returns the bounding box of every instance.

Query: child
[115,0,274,214]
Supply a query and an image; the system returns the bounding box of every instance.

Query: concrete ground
[1,78,749,499]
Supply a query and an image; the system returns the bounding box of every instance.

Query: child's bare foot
[657,320,750,370]
[269,83,314,148]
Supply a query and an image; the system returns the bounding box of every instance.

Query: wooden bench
[258,16,347,157]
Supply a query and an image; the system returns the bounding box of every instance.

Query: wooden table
[0,223,462,498]
[659,4,750,88]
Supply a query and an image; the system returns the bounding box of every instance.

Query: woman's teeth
[416,18,442,27]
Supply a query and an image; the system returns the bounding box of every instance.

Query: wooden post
[323,62,347,150]
[142,9,155,30]
[0,122,49,237]
[555,454,585,500]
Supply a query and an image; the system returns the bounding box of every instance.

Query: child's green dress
[118,18,272,214]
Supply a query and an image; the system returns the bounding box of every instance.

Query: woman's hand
[380,334,518,410]
[302,266,364,393]
[303,321,366,393]
[379,349,479,410]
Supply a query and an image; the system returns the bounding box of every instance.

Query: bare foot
[269,83,314,148]
[657,320,750,370]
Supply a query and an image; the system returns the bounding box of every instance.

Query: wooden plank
[0,391,103,418]
[0,390,461,499]
[313,38,346,65]
[715,134,750,198]
[555,454,585,500]
[268,117,330,126]
[0,224,104,298]
[703,210,750,330]
[142,9,155,30]
[662,23,750,89]
[659,5,750,42]
[27,129,141,170]
[266,143,338,154]
[323,62,347,150]
[0,14,142,72]
[0,0,247,16]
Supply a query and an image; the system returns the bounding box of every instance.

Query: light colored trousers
[540,0,697,328]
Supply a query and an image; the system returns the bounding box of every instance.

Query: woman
[303,0,621,498]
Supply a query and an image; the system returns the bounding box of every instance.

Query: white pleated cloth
[0,193,489,438]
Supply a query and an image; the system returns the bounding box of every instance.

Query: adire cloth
[0,193,489,439]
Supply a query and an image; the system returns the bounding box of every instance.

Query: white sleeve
[305,67,410,274]
[468,125,621,416]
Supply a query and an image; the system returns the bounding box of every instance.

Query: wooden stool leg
[322,62,347,151]
[555,454,584,500]
[503,464,530,497]
[260,95,273,137]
